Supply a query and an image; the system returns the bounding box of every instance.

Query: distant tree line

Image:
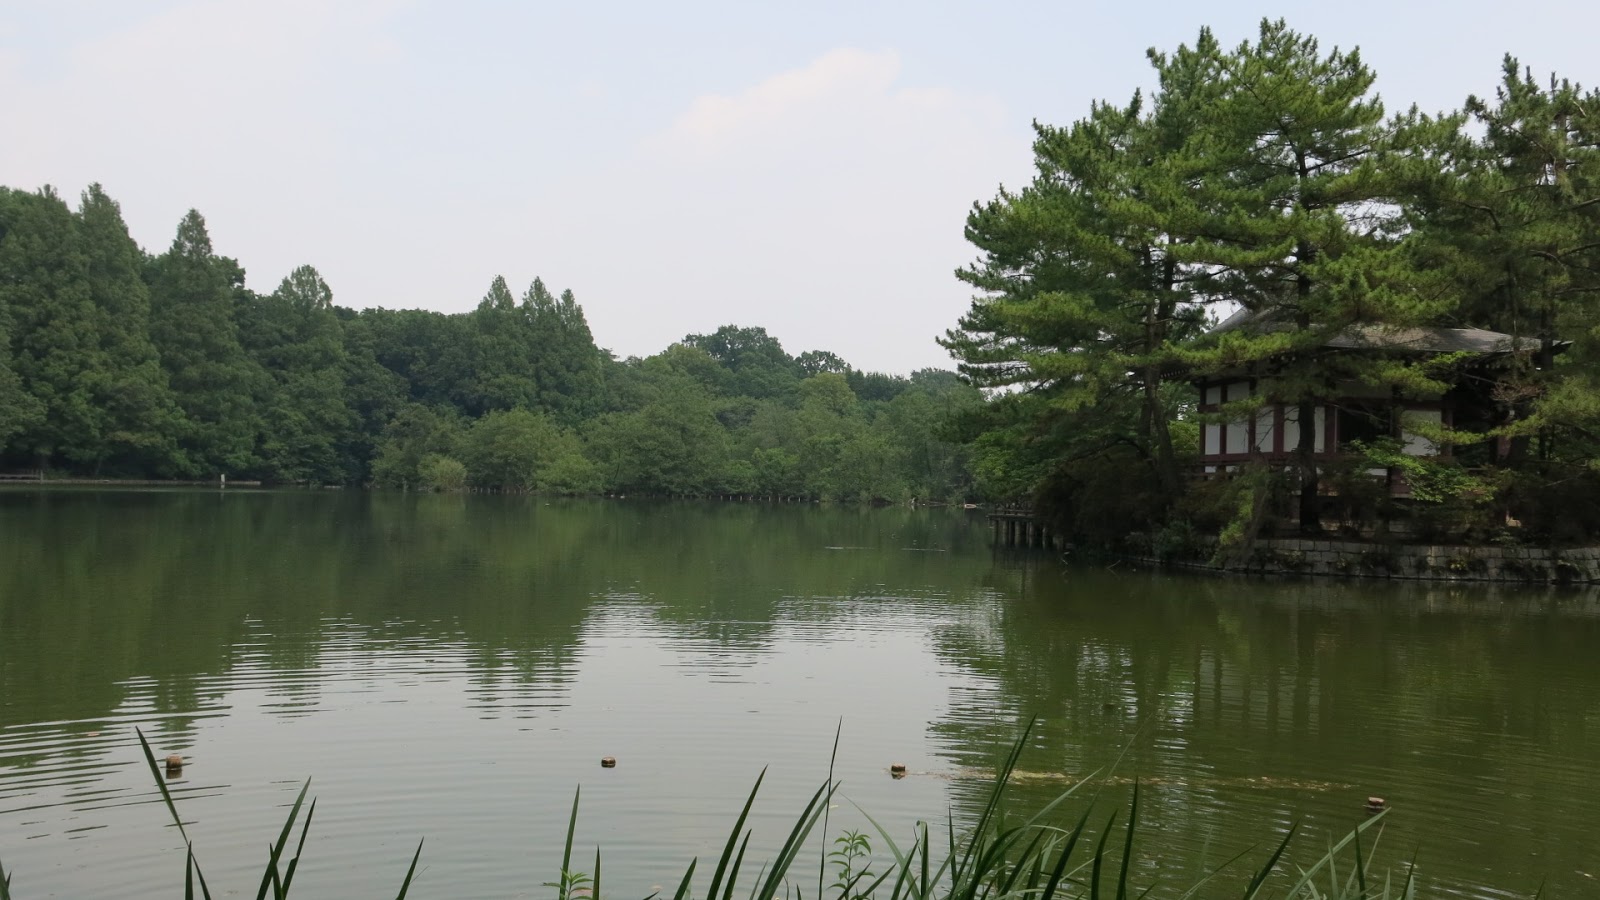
[0,187,982,501]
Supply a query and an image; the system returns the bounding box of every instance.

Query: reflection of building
[1191,308,1548,490]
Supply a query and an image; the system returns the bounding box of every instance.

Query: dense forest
[946,20,1600,546]
[0,188,981,501]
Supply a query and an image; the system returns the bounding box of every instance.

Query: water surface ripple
[2,491,1598,898]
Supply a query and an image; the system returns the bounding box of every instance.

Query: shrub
[418,453,467,492]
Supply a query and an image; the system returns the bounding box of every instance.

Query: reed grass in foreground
[0,721,1493,900]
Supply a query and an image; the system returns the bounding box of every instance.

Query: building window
[1335,404,1390,450]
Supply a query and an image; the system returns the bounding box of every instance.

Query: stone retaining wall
[1142,540,1600,583]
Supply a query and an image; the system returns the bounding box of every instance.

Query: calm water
[1,490,1598,898]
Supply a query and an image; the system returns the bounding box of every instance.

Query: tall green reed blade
[594,846,602,900]
[136,728,193,843]
[1398,845,1420,900]
[1352,825,1366,897]
[1116,781,1139,900]
[1089,811,1119,900]
[672,858,698,900]
[880,824,916,900]
[855,862,895,900]
[750,778,837,900]
[1021,834,1046,898]
[945,812,959,898]
[860,814,938,900]
[722,831,753,900]
[559,786,581,900]
[993,827,1049,899]
[1280,811,1386,898]
[1,854,12,900]
[709,768,767,900]
[393,838,424,900]
[920,822,931,900]
[951,718,1035,891]
[1325,834,1341,897]
[186,842,215,900]
[135,728,214,900]
[818,722,842,900]
[278,797,317,896]
[1240,822,1297,900]
[252,776,311,900]
[1038,807,1094,900]
[964,824,1030,900]
[1168,841,1255,900]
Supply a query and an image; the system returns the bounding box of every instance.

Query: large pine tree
[1410,58,1600,466]
[941,29,1224,510]
[1161,20,1453,531]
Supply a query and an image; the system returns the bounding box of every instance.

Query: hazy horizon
[5,0,1596,373]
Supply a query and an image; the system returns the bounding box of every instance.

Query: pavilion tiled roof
[1209,307,1545,354]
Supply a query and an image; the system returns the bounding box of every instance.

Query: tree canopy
[0,189,982,502]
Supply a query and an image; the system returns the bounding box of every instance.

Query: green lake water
[1,490,1597,898]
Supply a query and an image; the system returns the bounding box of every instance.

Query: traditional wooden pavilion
[1191,308,1545,482]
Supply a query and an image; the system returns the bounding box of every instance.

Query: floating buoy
[889,763,907,779]
[600,756,617,768]
[165,754,184,772]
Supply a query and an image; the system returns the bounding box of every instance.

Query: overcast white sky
[3,1,1596,373]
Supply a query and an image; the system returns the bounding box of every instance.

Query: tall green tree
[1412,58,1600,463]
[585,368,730,495]
[147,210,265,475]
[0,187,100,468]
[370,402,466,489]
[0,186,177,472]
[238,265,355,482]
[76,184,182,471]
[1159,20,1453,531]
[0,274,43,454]
[459,407,596,492]
[683,325,800,399]
[465,275,540,414]
[336,307,408,483]
[524,279,606,421]
[943,35,1215,504]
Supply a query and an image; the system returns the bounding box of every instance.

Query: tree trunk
[1292,221,1321,534]
[1296,397,1321,534]
[1145,368,1179,496]
[1147,256,1181,498]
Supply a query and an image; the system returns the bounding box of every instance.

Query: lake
[1,490,1597,898]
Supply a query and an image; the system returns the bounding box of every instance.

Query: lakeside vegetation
[945,20,1600,548]
[0,195,980,501]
